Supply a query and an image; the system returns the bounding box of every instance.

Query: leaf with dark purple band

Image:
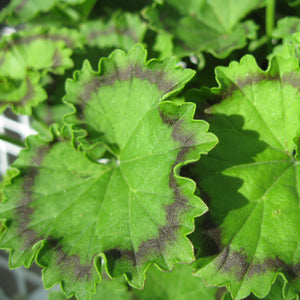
[191,54,300,299]
[80,12,146,51]
[0,27,80,77]
[0,72,47,115]
[0,44,217,299]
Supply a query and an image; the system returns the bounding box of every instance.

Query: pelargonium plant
[0,0,299,299]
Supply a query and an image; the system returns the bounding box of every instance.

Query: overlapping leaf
[0,72,47,114]
[0,0,87,24]
[221,275,290,300]
[269,17,300,61]
[0,26,81,114]
[80,12,147,51]
[143,0,264,58]
[0,27,81,78]
[272,17,300,44]
[0,45,217,299]
[190,54,300,299]
[49,263,222,300]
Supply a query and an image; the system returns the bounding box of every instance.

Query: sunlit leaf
[190,54,300,299]
[0,44,217,300]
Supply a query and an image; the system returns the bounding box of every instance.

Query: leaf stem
[0,134,25,147]
[266,0,276,38]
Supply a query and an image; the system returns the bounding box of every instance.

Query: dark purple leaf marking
[15,0,27,13]
[104,106,198,272]
[17,144,50,248]
[135,110,195,263]
[219,70,300,101]
[74,63,178,125]
[52,48,62,69]
[0,33,75,60]
[220,73,279,100]
[87,27,139,44]
[20,77,34,105]
[215,246,300,282]
[0,77,36,109]
[44,237,96,281]
[11,141,95,281]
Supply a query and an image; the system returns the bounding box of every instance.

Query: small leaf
[143,0,263,58]
[272,17,300,44]
[0,72,47,115]
[0,45,217,300]
[0,0,87,24]
[191,54,300,299]
[0,26,79,78]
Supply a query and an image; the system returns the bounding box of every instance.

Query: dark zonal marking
[104,109,196,269]
[221,73,279,100]
[282,72,300,93]
[216,246,300,281]
[221,70,300,101]
[203,71,300,113]
[288,20,300,34]
[85,64,175,98]
[0,77,34,109]
[51,48,62,69]
[88,27,139,44]
[0,34,75,63]
[104,248,137,267]
[135,112,194,262]
[249,257,300,279]
[15,0,27,12]
[16,142,95,281]
[18,145,50,247]
[216,247,249,280]
[46,238,94,281]
[87,28,115,42]
[75,63,176,122]
[20,77,34,106]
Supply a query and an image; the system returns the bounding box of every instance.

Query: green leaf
[269,17,300,61]
[0,27,80,78]
[48,290,74,300]
[0,0,87,24]
[80,12,147,51]
[272,17,300,44]
[190,54,300,299]
[221,275,290,300]
[48,263,223,300]
[288,0,300,7]
[153,32,174,59]
[143,0,263,58]
[132,263,222,300]
[63,44,207,154]
[0,45,217,300]
[0,72,47,115]
[31,102,73,138]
